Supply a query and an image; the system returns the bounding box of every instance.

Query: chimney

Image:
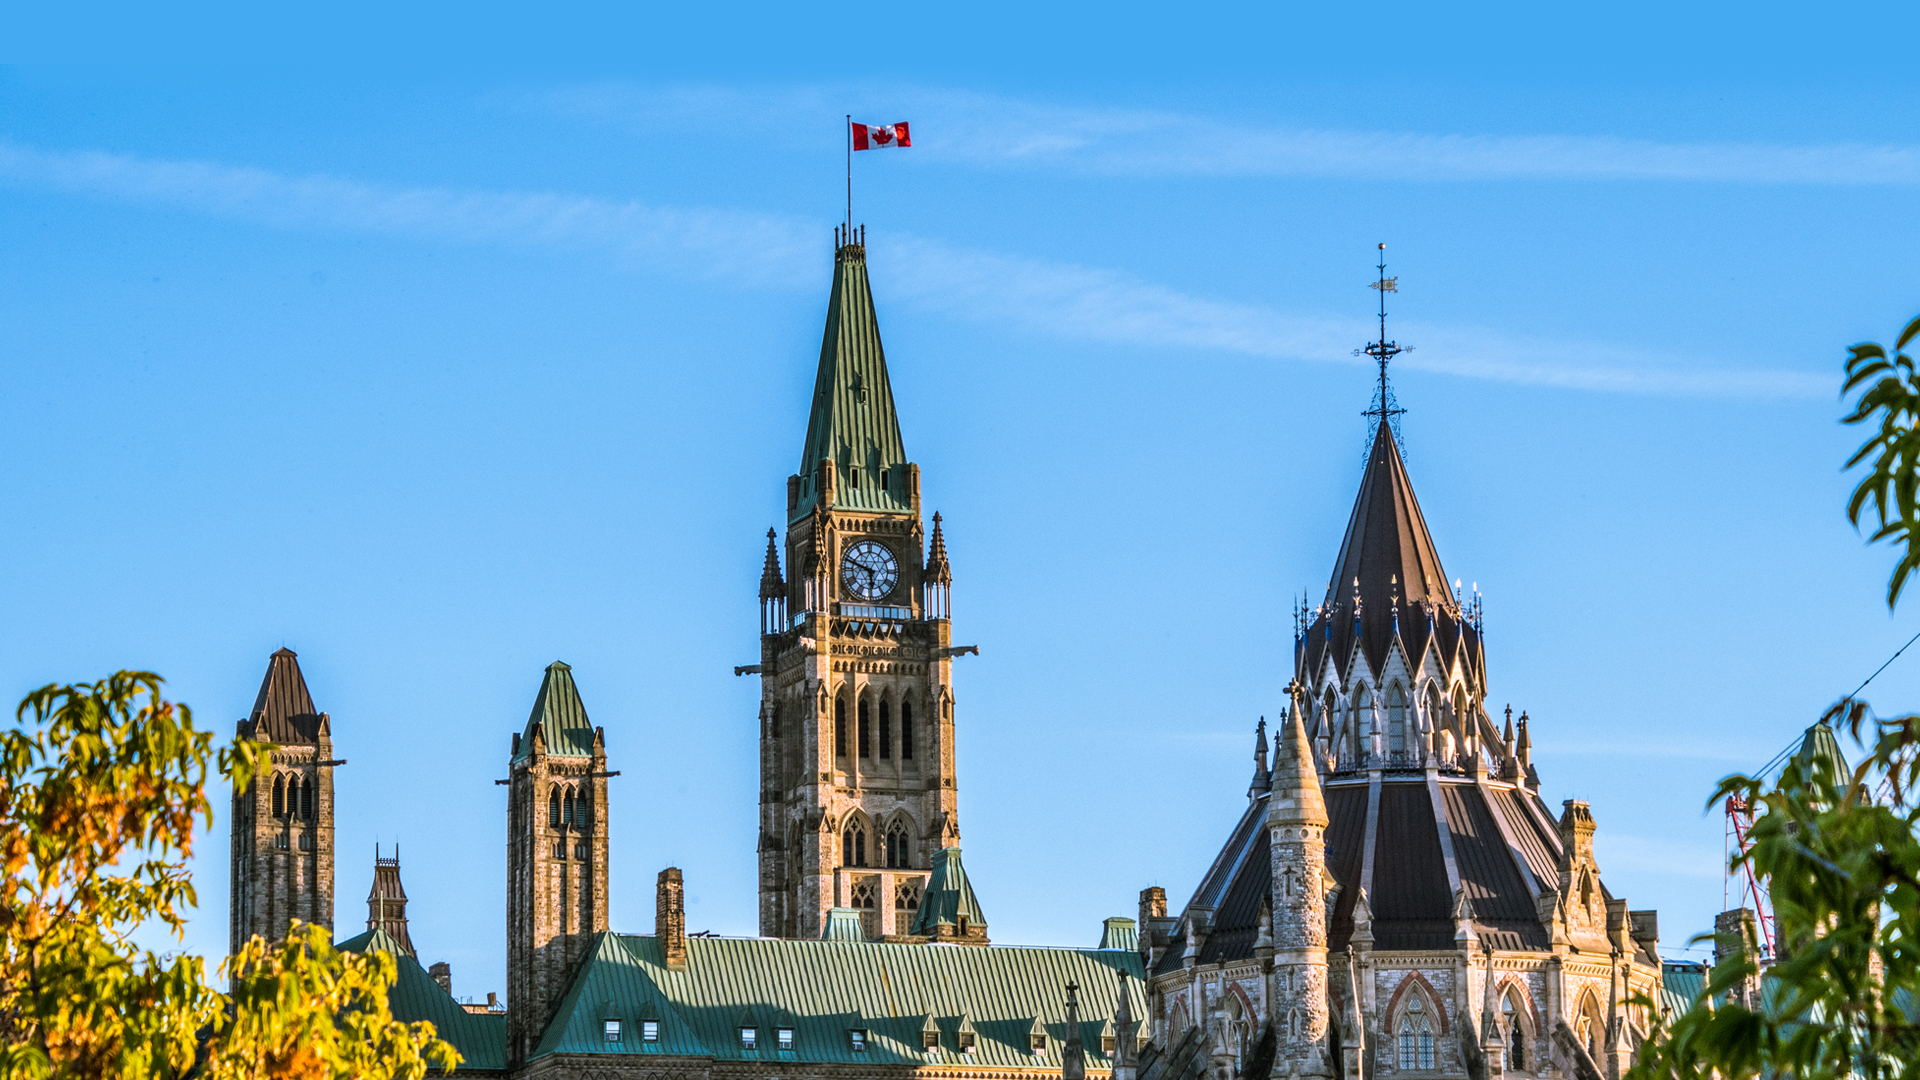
[429,961,452,995]
[488,991,499,1011]
[658,867,688,971]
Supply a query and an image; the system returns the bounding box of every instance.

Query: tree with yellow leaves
[0,671,458,1078]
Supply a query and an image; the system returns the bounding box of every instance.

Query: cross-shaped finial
[1354,243,1411,446]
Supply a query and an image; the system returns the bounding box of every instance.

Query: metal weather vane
[1354,243,1411,446]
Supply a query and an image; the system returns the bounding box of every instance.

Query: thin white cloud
[0,140,1824,398]
[526,82,1920,185]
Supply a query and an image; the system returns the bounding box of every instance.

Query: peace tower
[754,227,973,942]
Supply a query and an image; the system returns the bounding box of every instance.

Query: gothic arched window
[835,697,848,757]
[563,788,575,827]
[272,774,285,818]
[878,699,892,759]
[843,823,868,867]
[886,821,911,868]
[299,778,314,821]
[901,700,915,760]
[857,697,871,758]
[549,788,561,827]
[576,788,591,827]
[1353,685,1374,761]
[1398,994,1434,1070]
[1502,991,1525,1069]
[1387,683,1409,761]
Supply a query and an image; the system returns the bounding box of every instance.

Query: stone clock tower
[755,226,969,942]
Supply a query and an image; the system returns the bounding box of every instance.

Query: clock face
[840,540,900,602]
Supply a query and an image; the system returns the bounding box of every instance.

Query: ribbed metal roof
[339,927,508,1073]
[910,846,988,935]
[535,933,1145,1067]
[514,661,596,761]
[1297,422,1485,688]
[792,241,914,521]
[244,648,325,745]
[1793,720,1851,793]
[1097,918,1139,952]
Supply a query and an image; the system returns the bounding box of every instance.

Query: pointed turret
[367,845,415,957]
[927,512,952,584]
[1268,708,1328,830]
[1112,973,1139,1080]
[792,234,912,521]
[909,846,989,944]
[243,647,325,744]
[513,661,595,761]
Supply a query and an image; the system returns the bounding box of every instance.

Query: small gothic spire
[1111,973,1140,1080]
[1249,717,1271,801]
[926,512,952,584]
[759,528,785,599]
[1062,982,1086,1080]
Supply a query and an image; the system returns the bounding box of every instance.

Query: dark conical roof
[514,661,597,761]
[910,846,988,938]
[792,238,913,521]
[245,647,325,744]
[1298,424,1485,687]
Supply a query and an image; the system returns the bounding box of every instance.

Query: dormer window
[740,1027,757,1050]
[958,1032,976,1054]
[1103,1034,1117,1054]
[777,1028,795,1051]
[848,1029,868,1053]
[603,1019,622,1043]
[641,1020,660,1043]
[1031,1034,1048,1053]
[923,1030,940,1050]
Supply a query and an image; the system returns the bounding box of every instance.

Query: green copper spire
[792,233,913,521]
[514,661,596,761]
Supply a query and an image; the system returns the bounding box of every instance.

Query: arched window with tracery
[886,821,911,868]
[901,700,915,760]
[857,696,871,758]
[1398,993,1435,1070]
[272,774,286,818]
[843,822,868,867]
[878,699,892,759]
[1576,995,1603,1060]
[1387,683,1409,762]
[835,697,847,757]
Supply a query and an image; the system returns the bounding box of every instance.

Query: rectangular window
[777,1028,794,1051]
[849,1029,868,1053]
[298,832,312,852]
[604,1020,622,1043]
[642,1020,660,1043]
[275,834,289,850]
[924,1031,940,1050]
[959,1033,976,1053]
[1032,1034,1047,1053]
[740,1027,757,1050]
[1102,1036,1116,1054]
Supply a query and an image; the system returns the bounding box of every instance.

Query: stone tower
[230,647,338,956]
[756,227,965,940]
[1268,705,1330,1076]
[506,661,611,1065]
[366,844,415,957]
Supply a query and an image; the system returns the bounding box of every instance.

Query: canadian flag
[852,121,911,150]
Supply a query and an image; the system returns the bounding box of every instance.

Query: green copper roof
[1097,918,1138,952]
[338,927,508,1073]
[514,661,596,762]
[911,846,987,936]
[823,908,866,941]
[535,932,1145,1067]
[792,242,913,521]
[1793,719,1851,794]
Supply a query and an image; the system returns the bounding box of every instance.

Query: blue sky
[6,4,1920,1001]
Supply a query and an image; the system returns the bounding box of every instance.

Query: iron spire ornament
[1354,243,1411,448]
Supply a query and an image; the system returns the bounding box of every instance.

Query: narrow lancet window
[902,701,914,759]
[879,700,892,759]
